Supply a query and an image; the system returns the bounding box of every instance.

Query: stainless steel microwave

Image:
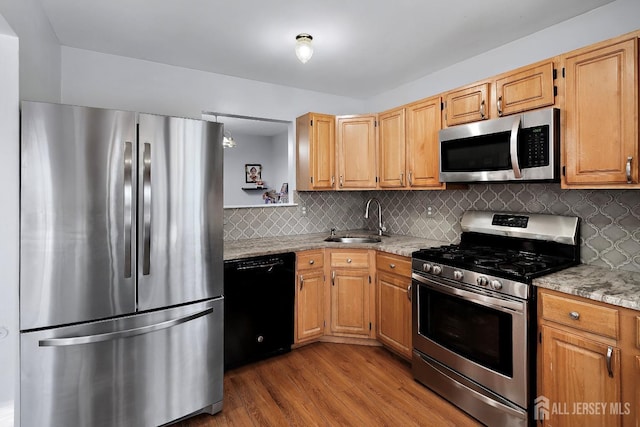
[439,108,559,182]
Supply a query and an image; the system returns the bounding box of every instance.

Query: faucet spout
[364,198,386,236]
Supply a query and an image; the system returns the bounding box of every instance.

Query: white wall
[366,0,640,111]
[61,47,366,120]
[0,13,19,427]
[0,0,61,102]
[270,130,290,198]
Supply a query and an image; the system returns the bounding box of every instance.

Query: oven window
[418,286,513,377]
[441,132,511,172]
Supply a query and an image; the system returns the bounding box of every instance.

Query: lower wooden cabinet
[295,250,325,344]
[538,289,637,427]
[376,252,412,359]
[540,325,622,427]
[328,249,375,338]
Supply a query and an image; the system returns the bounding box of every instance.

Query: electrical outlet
[301,206,308,217]
[426,206,435,217]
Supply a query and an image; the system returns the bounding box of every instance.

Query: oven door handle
[412,273,524,313]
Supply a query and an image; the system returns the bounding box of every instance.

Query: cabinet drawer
[540,292,619,339]
[297,250,324,271]
[376,252,411,278]
[330,250,369,268]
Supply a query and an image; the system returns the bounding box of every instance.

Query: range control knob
[422,263,432,273]
[431,265,442,275]
[453,270,464,281]
[490,280,503,290]
[477,276,489,287]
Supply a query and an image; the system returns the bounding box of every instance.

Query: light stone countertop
[533,264,640,311]
[223,230,448,261]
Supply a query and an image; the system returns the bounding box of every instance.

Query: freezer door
[137,114,223,310]
[20,298,223,427]
[20,102,137,330]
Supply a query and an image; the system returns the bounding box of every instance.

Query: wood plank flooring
[177,342,481,427]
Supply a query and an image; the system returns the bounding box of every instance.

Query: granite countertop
[534,264,640,311]
[223,230,447,261]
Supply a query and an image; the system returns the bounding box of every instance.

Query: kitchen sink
[324,236,381,244]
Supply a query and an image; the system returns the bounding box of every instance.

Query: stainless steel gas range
[411,211,580,427]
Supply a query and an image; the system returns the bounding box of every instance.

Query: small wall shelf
[241,186,268,191]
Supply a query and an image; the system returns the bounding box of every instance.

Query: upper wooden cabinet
[494,60,556,117]
[336,114,378,189]
[443,82,490,127]
[378,107,406,188]
[562,36,639,188]
[296,113,335,191]
[378,96,445,189]
[406,96,445,188]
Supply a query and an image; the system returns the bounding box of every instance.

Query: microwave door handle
[510,116,522,179]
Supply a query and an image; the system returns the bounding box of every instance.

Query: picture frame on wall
[245,164,262,183]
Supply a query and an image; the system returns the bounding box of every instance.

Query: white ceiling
[39,0,614,99]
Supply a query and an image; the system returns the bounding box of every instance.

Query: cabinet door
[406,96,444,188]
[336,115,378,189]
[330,269,371,337]
[495,61,555,116]
[296,269,324,343]
[296,113,335,190]
[444,82,489,126]
[376,271,411,359]
[541,325,622,427]
[378,108,406,188]
[563,38,638,187]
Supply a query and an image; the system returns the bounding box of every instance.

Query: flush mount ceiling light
[295,33,313,64]
[223,130,236,148]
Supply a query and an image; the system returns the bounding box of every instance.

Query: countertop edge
[533,264,640,311]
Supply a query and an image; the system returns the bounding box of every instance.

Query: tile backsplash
[224,184,640,273]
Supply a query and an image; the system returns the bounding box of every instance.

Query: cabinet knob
[389,263,396,269]
[569,311,580,320]
[346,258,352,263]
[309,259,315,265]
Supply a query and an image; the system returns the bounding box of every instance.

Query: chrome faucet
[364,198,386,236]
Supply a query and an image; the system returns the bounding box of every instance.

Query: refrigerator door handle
[124,141,133,278]
[38,307,213,347]
[142,142,152,275]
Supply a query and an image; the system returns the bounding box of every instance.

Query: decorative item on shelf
[278,183,289,203]
[245,164,262,183]
[262,190,278,204]
[222,130,236,148]
[295,33,313,64]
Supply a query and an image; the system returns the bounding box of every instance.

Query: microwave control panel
[518,125,549,168]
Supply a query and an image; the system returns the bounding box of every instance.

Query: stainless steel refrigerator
[19,101,224,427]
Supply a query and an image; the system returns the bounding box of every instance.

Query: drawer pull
[389,263,396,269]
[606,346,614,378]
[407,284,412,301]
[569,311,580,320]
[309,259,315,265]
[299,275,304,290]
[347,258,352,263]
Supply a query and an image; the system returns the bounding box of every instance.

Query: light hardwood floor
[177,342,481,426]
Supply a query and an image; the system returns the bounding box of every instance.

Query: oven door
[412,272,529,408]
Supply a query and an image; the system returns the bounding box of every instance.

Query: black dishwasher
[224,252,295,370]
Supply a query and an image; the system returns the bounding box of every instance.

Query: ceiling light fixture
[223,130,236,148]
[295,33,313,64]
